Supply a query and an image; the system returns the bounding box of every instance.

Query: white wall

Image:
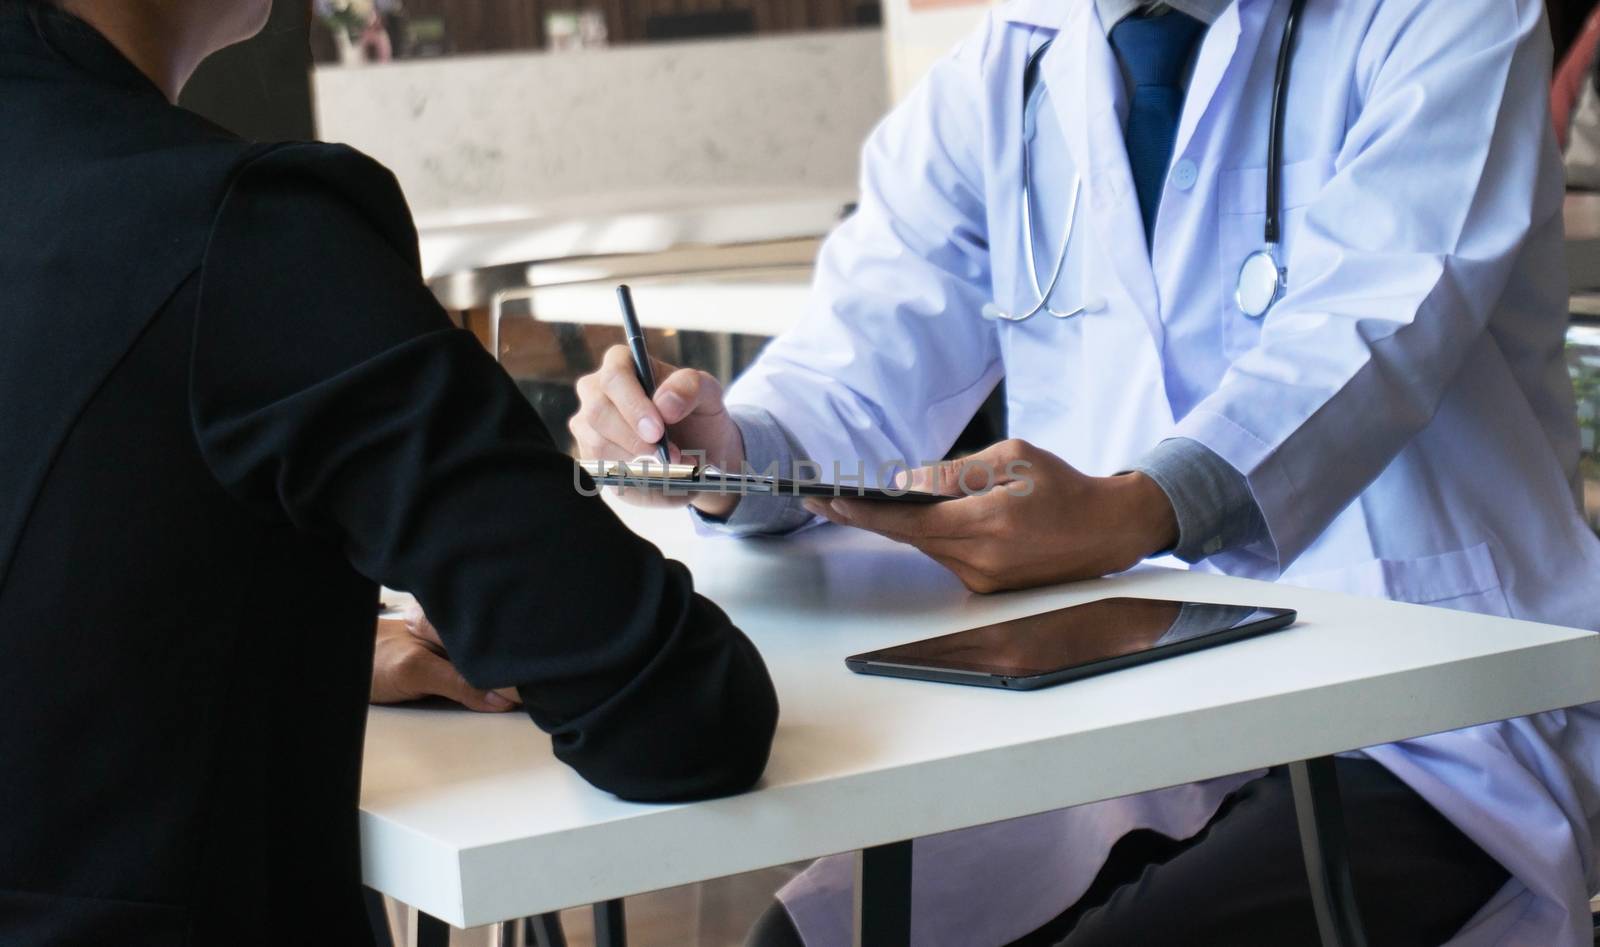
[881,0,995,101]
[313,30,888,223]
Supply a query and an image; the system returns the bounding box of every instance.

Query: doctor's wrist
[1115,472,1180,561]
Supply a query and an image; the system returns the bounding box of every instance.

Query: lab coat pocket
[996,308,1087,443]
[1288,542,1512,619]
[1217,154,1337,360]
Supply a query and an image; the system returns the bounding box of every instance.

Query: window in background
[310,0,882,63]
[1569,325,1600,535]
[644,9,756,41]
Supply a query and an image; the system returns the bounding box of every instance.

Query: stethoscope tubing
[1017,173,1083,320]
[987,39,1074,323]
[1266,0,1306,245]
[994,0,1307,324]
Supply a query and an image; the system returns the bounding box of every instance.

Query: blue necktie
[1108,11,1206,247]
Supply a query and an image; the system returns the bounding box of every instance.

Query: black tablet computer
[845,598,1297,691]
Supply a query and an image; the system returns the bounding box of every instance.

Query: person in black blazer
[0,1,778,944]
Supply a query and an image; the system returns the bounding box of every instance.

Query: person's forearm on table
[197,152,779,803]
[701,415,1265,563]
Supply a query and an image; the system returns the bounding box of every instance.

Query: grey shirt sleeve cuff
[1131,437,1267,563]
[689,405,816,536]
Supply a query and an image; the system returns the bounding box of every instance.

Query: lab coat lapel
[1044,4,1164,350]
[1169,0,1250,167]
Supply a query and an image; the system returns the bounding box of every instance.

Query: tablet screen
[853,598,1293,680]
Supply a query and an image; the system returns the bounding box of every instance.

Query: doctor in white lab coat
[570,0,1600,943]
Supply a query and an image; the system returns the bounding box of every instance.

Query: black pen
[616,284,672,468]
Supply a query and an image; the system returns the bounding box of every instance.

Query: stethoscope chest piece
[1234,0,1308,321]
[1236,247,1285,320]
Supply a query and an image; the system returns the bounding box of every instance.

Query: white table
[484,240,822,367]
[416,190,850,313]
[416,190,850,282]
[491,268,814,354]
[362,502,1600,947]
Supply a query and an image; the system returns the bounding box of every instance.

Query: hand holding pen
[567,285,748,515]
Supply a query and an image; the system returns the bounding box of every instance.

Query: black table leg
[593,899,627,947]
[853,839,913,947]
[1289,756,1369,947]
[364,887,397,947]
[416,911,452,947]
[525,911,569,947]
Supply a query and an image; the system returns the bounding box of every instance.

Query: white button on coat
[1170,157,1198,190]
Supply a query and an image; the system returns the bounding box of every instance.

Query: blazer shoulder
[216,142,422,273]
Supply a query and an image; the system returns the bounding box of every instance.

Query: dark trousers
[746,759,1508,947]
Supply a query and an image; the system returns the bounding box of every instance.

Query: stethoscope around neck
[984,0,1307,323]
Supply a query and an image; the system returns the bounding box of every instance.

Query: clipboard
[578,460,952,504]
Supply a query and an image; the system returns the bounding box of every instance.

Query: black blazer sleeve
[189,144,777,802]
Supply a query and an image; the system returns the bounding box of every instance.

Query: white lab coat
[725,0,1600,944]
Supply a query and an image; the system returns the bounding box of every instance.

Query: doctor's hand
[370,604,522,712]
[804,440,1179,594]
[569,345,745,517]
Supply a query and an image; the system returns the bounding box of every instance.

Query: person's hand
[569,345,746,517]
[803,439,1179,594]
[370,604,522,712]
